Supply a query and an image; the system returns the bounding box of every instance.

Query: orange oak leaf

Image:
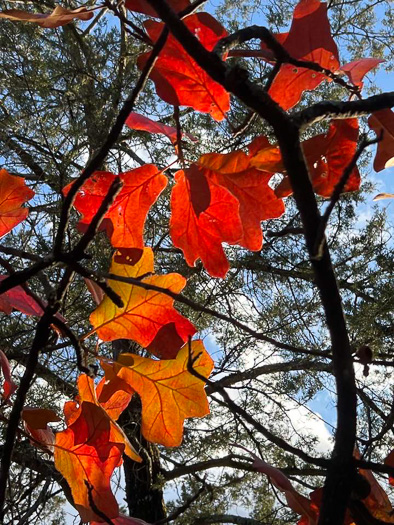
[126,112,197,143]
[89,247,196,358]
[63,165,167,250]
[170,166,243,278]
[22,407,61,452]
[198,150,285,251]
[138,13,230,121]
[340,58,383,88]
[276,119,360,198]
[0,350,17,401]
[54,374,140,523]
[0,169,34,239]
[266,0,339,109]
[0,5,94,28]
[99,340,214,447]
[368,109,394,172]
[125,0,189,17]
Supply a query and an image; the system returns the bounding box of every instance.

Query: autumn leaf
[0,169,34,239]
[0,5,94,28]
[125,0,189,17]
[63,165,167,250]
[198,150,285,251]
[237,445,317,524]
[340,58,383,88]
[0,350,17,402]
[373,193,394,201]
[22,407,61,452]
[276,119,360,198]
[126,112,197,143]
[99,340,214,447]
[54,374,141,523]
[265,0,339,109]
[138,13,230,121]
[89,247,196,358]
[170,166,243,278]
[368,109,394,172]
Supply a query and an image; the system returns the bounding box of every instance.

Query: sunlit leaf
[368,109,394,172]
[89,248,196,358]
[126,112,197,142]
[138,13,230,120]
[170,166,243,278]
[340,58,383,88]
[266,0,339,109]
[198,150,285,251]
[0,349,17,401]
[125,0,189,17]
[0,5,94,28]
[100,340,214,447]
[54,375,140,523]
[0,169,34,239]
[63,166,167,250]
[276,119,360,198]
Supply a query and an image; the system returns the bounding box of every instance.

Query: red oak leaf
[170,166,243,278]
[198,150,285,251]
[266,0,339,109]
[276,119,360,198]
[0,169,34,239]
[340,58,383,88]
[63,165,167,250]
[89,248,196,358]
[22,407,61,452]
[126,112,197,142]
[125,0,189,17]
[54,375,140,523]
[138,13,230,121]
[368,109,394,172]
[0,350,17,401]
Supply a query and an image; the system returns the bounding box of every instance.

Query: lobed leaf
[100,340,214,447]
[89,248,196,358]
[264,0,339,109]
[63,165,167,250]
[138,13,230,121]
[0,169,34,239]
[125,0,189,17]
[198,149,285,251]
[54,375,140,523]
[170,166,243,278]
[368,109,394,172]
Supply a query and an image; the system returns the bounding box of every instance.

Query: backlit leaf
[126,112,197,143]
[22,407,61,452]
[100,340,214,447]
[138,13,230,121]
[0,169,34,239]
[368,109,394,172]
[54,374,140,523]
[340,58,383,88]
[198,150,285,251]
[266,0,339,109]
[0,350,17,401]
[0,5,94,28]
[89,248,196,358]
[276,119,360,198]
[125,0,189,17]
[63,165,167,250]
[170,166,243,278]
